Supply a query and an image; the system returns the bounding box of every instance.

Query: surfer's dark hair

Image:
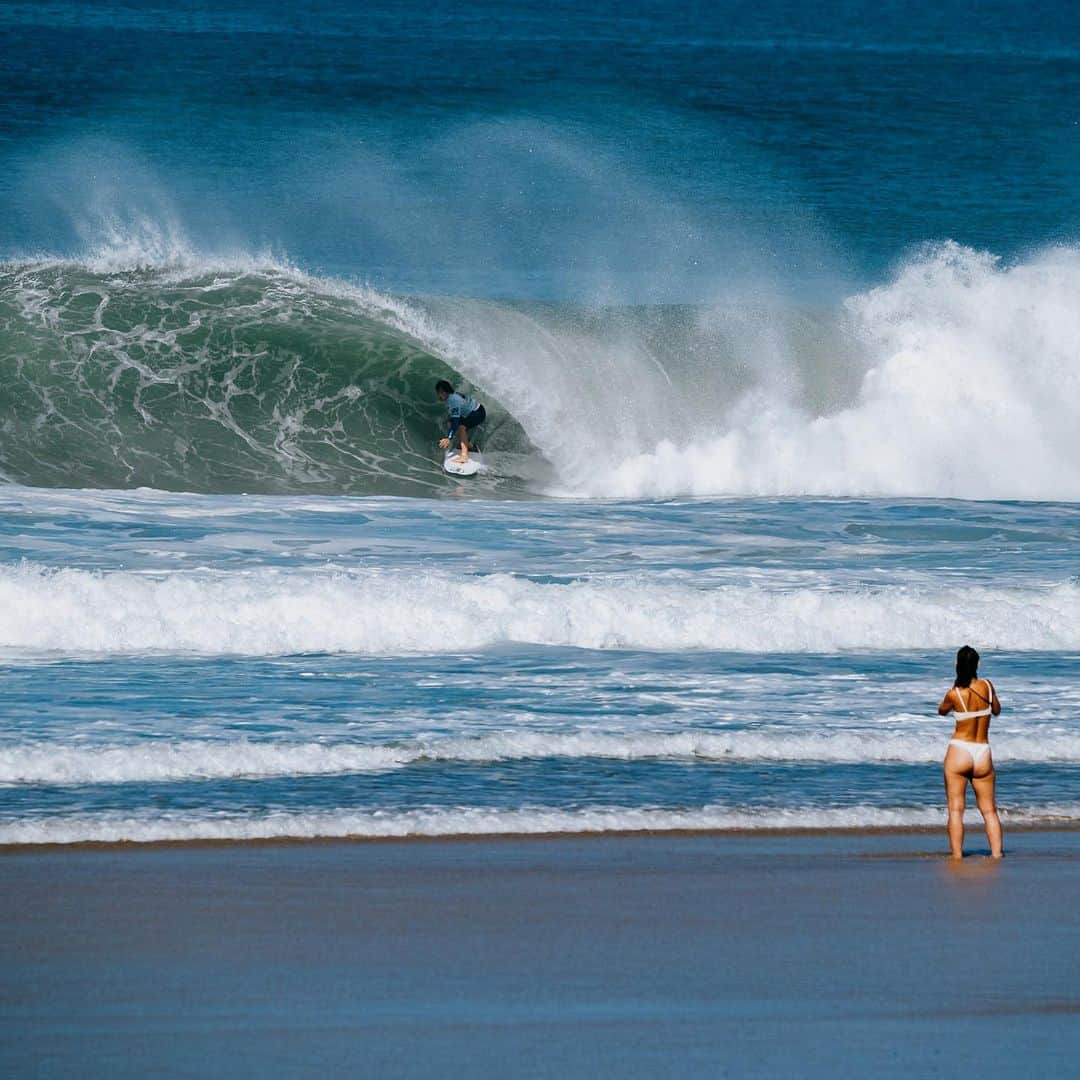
[954,645,980,687]
[435,380,453,395]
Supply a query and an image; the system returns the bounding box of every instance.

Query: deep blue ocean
[1,0,1078,844]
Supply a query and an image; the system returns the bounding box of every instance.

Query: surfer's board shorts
[462,405,486,430]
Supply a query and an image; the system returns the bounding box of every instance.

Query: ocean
[1,0,1079,847]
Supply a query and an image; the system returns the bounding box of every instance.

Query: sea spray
[595,244,1080,498]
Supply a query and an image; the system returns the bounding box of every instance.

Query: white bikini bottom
[948,739,992,769]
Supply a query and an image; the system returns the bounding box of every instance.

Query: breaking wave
[1,563,1078,656]
[2,240,1079,500]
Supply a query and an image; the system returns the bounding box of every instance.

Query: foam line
[4,803,1079,845]
[5,729,1080,785]
[1,563,1078,656]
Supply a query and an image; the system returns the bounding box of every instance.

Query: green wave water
[0,259,534,495]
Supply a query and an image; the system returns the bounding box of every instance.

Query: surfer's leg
[457,427,470,462]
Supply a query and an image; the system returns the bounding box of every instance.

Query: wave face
[0,258,534,495]
[3,242,1080,500]
[2,564,1078,656]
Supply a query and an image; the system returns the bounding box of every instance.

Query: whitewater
[2,564,1080,656]
[2,481,1078,845]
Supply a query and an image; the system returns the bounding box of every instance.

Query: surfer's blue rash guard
[446,392,479,437]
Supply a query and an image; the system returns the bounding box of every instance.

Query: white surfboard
[443,450,482,477]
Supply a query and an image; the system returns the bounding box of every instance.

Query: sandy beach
[4,830,1080,1078]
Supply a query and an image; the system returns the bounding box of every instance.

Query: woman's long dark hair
[955,645,980,687]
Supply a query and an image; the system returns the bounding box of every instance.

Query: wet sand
[4,830,1080,1078]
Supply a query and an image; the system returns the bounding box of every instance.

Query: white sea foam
[1,563,1077,656]
[4,803,1079,845]
[5,729,1080,786]
[570,244,1080,499]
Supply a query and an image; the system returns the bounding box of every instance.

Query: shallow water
[2,488,1077,843]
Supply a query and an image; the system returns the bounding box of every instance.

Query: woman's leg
[971,764,1003,858]
[456,426,470,462]
[944,753,970,858]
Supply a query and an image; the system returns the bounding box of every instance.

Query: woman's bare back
[948,676,996,742]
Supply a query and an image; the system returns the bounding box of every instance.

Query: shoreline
[5,820,1080,856]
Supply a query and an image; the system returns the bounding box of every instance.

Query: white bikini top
[953,681,994,720]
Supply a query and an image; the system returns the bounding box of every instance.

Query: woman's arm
[937,689,956,716]
[988,679,1001,715]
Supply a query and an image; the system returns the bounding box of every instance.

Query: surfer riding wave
[437,380,486,465]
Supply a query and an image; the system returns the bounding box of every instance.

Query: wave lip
[6,729,1080,786]
[4,803,1080,845]
[1,563,1079,656]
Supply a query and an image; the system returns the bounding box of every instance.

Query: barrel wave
[3,240,1080,499]
[0,257,534,495]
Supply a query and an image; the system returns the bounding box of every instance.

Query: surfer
[436,380,486,464]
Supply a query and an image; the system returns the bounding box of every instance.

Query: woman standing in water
[938,645,1003,858]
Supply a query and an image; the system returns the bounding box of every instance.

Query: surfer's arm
[445,400,466,439]
[439,411,461,448]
